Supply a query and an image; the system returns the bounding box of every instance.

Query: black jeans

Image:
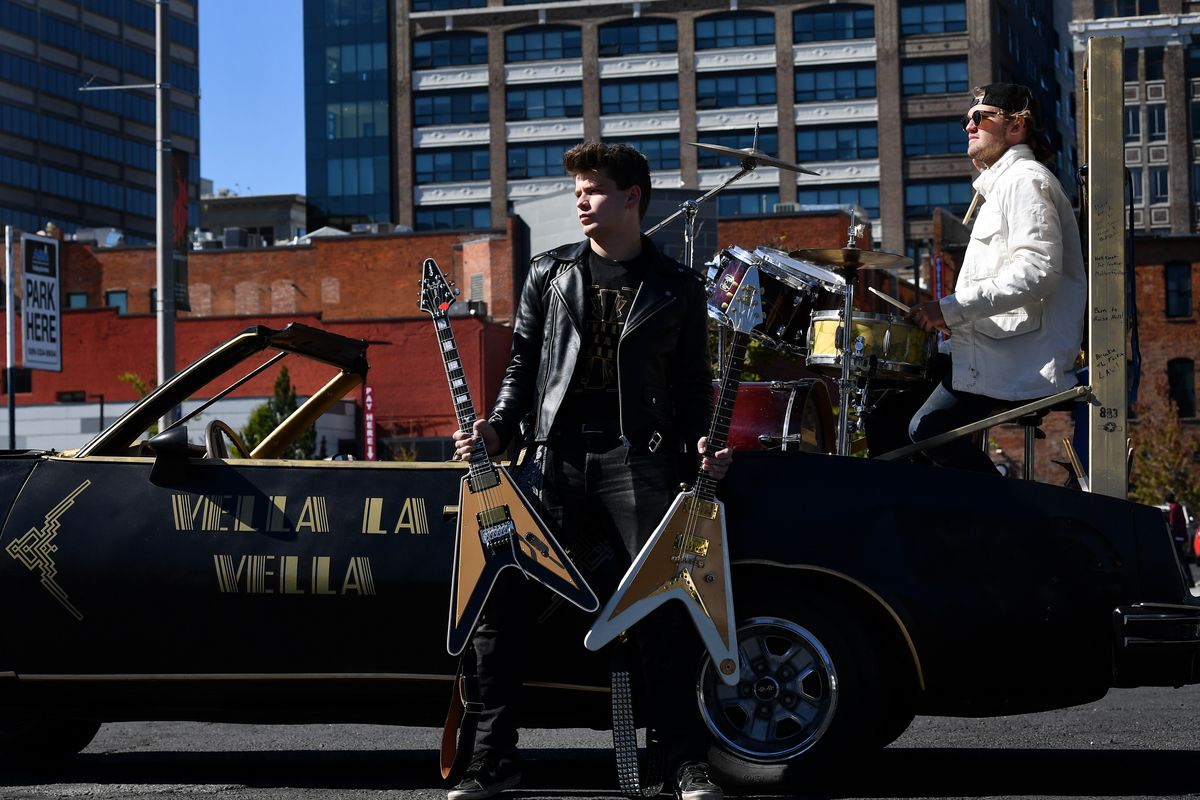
[908,371,1012,474]
[471,435,709,769]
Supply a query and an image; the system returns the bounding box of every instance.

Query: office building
[304,0,1072,257]
[0,0,200,243]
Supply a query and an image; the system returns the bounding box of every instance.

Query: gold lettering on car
[6,480,90,621]
[360,497,430,535]
[171,494,331,533]
[213,554,375,595]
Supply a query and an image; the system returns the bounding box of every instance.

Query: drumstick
[962,190,982,225]
[868,286,910,314]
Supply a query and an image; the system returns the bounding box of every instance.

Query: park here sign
[21,233,61,372]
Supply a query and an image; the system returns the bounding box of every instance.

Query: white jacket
[939,145,1086,401]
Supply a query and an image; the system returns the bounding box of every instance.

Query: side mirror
[148,426,190,486]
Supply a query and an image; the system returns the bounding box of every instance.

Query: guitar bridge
[477,506,515,551]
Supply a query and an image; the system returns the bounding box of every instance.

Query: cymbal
[690,142,819,175]
[789,248,913,271]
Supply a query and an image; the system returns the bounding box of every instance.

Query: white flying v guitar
[419,258,599,656]
[583,266,764,685]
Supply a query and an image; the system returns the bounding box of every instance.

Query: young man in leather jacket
[450,142,732,800]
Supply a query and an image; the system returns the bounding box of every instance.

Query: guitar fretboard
[434,315,495,482]
[694,331,749,504]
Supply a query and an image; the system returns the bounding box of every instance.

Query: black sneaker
[447,758,521,800]
[676,760,724,800]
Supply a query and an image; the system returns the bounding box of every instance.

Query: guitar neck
[434,315,495,477]
[695,331,749,503]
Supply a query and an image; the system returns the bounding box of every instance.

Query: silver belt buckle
[647,430,663,453]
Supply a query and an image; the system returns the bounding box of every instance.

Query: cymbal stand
[834,223,866,456]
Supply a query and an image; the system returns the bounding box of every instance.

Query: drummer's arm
[907,300,950,336]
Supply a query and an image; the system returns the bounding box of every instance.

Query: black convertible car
[0,323,1196,786]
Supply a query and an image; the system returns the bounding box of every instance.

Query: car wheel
[698,597,902,785]
[0,717,100,761]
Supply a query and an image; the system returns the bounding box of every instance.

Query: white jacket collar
[973,144,1034,197]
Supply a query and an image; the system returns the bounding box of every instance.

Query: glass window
[1189,44,1200,81]
[325,42,389,81]
[899,0,966,35]
[125,0,154,31]
[0,51,37,87]
[0,154,38,190]
[793,4,874,42]
[170,16,199,49]
[413,33,488,69]
[795,65,876,102]
[1166,262,1192,318]
[903,118,963,156]
[127,46,155,79]
[508,143,567,178]
[326,156,388,195]
[506,26,580,62]
[797,124,877,161]
[1094,0,1159,18]
[507,84,583,120]
[66,292,88,309]
[600,78,679,115]
[1146,104,1166,142]
[598,19,677,57]
[1144,46,1164,80]
[42,14,81,52]
[1149,165,1169,203]
[1168,357,1196,418]
[1124,47,1139,83]
[0,102,37,139]
[414,204,490,230]
[0,0,37,37]
[904,179,973,215]
[696,71,775,110]
[695,12,774,50]
[798,184,880,217]
[717,189,780,217]
[1193,163,1200,205]
[607,135,680,170]
[41,165,83,199]
[325,100,389,138]
[695,130,778,168]
[414,147,489,183]
[414,89,488,126]
[1128,166,1143,205]
[901,57,968,95]
[105,290,128,315]
[411,0,484,10]
[1124,105,1141,143]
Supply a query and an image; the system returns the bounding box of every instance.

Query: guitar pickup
[673,533,710,558]
[689,500,719,520]
[468,472,500,493]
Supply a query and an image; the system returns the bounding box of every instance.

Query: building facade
[302,0,1072,258]
[0,0,200,243]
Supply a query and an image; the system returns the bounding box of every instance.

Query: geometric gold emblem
[5,479,90,621]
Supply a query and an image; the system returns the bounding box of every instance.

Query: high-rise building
[303,0,1072,257]
[0,0,200,243]
[1070,0,1200,235]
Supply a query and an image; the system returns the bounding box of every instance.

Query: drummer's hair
[563,142,652,220]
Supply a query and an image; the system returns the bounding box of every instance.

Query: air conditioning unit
[773,202,801,213]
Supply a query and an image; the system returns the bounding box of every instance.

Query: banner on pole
[171,148,191,312]
[20,233,60,372]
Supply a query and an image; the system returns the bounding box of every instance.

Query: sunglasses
[959,109,1008,130]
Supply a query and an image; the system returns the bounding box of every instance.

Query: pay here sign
[21,233,61,372]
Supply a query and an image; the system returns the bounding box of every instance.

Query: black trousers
[470,435,709,770]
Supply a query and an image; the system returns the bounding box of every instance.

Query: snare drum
[709,246,840,354]
[723,379,835,453]
[806,311,933,379]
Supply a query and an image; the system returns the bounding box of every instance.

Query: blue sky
[199,1,305,196]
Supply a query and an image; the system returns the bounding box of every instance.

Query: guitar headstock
[723,263,764,335]
[418,258,459,317]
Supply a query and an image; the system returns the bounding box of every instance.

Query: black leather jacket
[488,237,713,452]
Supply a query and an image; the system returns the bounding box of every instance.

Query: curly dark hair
[562,141,652,220]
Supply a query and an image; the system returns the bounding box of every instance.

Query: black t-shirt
[555,248,648,429]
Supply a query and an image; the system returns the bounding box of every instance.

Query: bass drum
[724,379,835,454]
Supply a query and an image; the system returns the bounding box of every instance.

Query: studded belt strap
[611,646,665,798]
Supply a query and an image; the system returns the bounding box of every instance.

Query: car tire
[0,717,100,761]
[698,593,908,787]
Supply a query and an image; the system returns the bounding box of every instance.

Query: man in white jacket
[906,83,1086,473]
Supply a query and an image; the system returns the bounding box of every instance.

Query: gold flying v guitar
[583,266,764,686]
[419,258,599,656]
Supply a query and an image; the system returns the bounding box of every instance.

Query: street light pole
[154,0,176,427]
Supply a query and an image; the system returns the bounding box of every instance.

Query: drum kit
[659,134,933,457]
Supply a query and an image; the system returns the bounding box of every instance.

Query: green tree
[240,366,318,459]
[1129,377,1200,510]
